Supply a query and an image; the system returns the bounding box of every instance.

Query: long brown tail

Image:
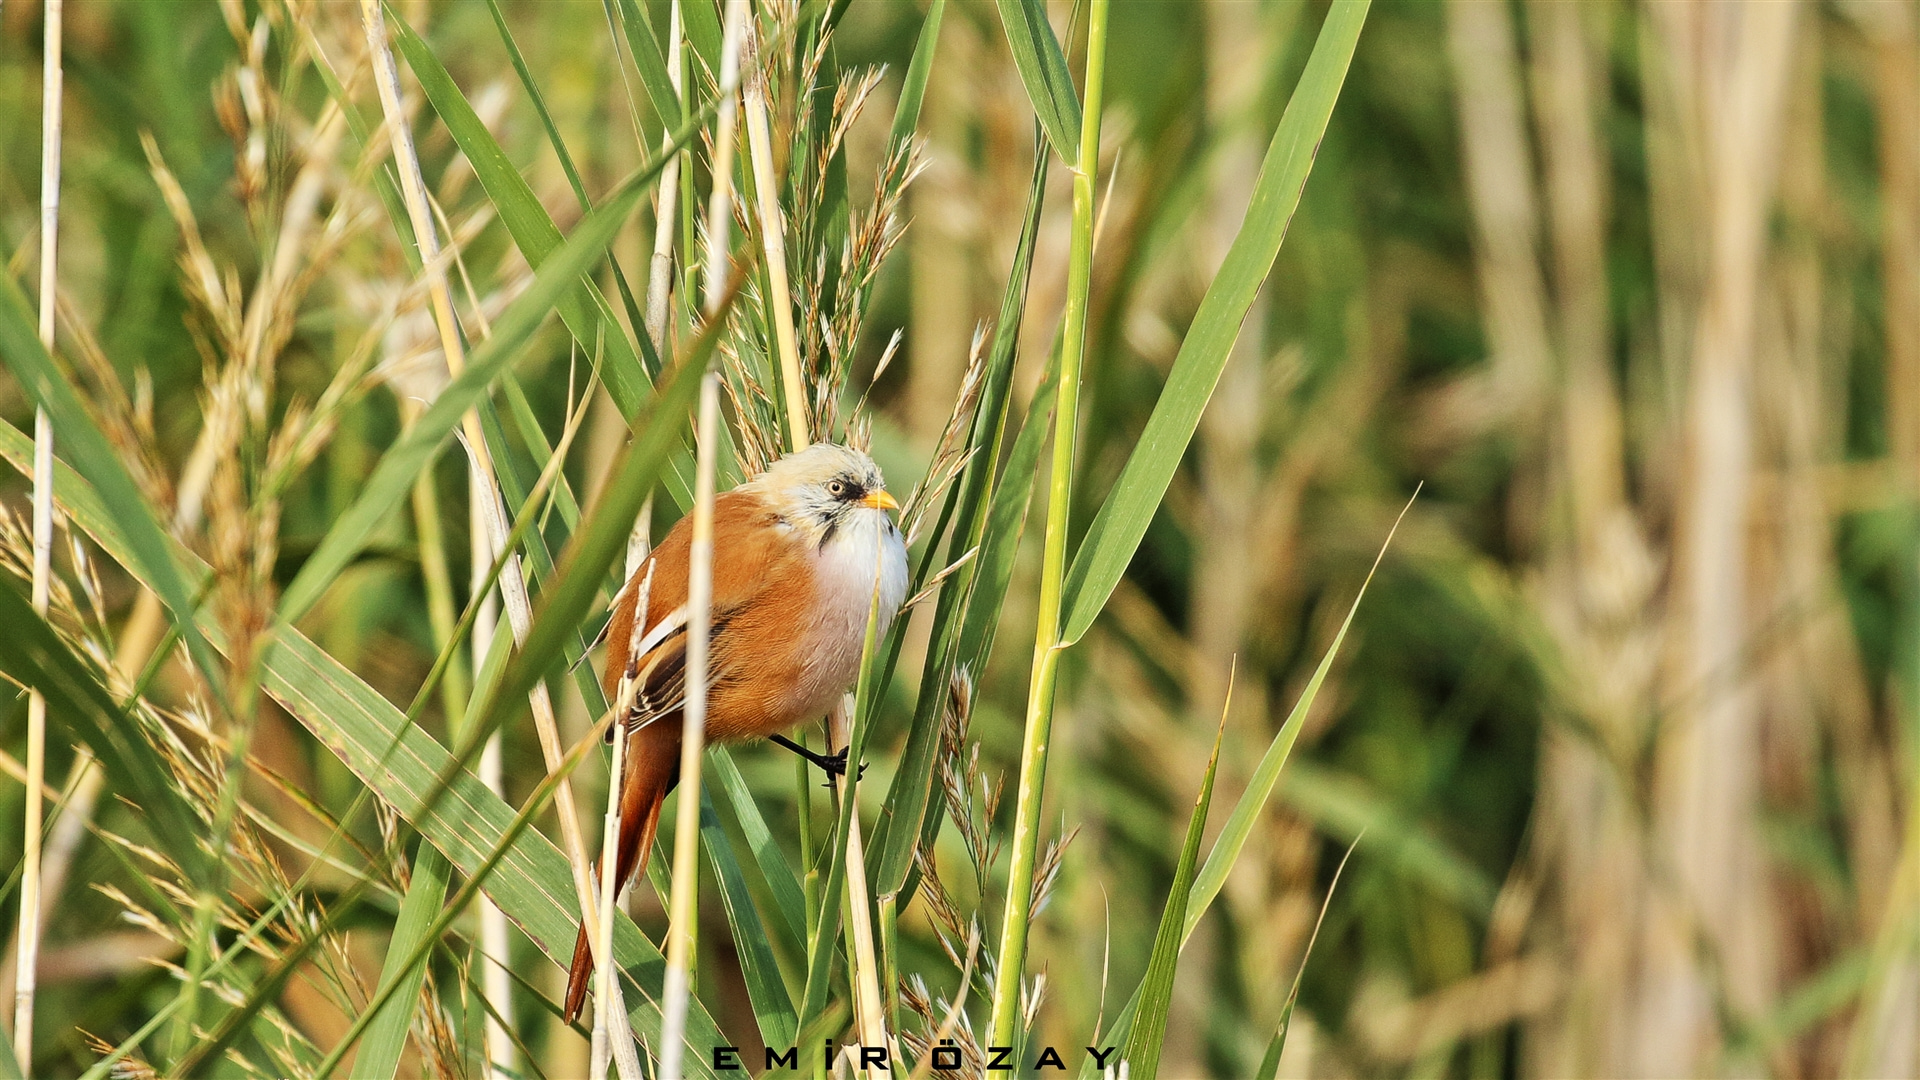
[562,721,681,1025]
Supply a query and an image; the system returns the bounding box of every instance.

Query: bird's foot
[769,734,868,783]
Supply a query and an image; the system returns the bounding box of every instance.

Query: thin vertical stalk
[591,550,655,1080]
[987,0,1106,1050]
[742,41,809,451]
[658,5,746,1076]
[591,561,652,1080]
[588,696,629,1079]
[702,0,748,315]
[358,6,601,1074]
[1647,2,1799,1070]
[470,480,515,1077]
[14,1,60,1069]
[626,0,685,589]
[645,0,684,350]
[659,373,720,1080]
[828,695,889,1073]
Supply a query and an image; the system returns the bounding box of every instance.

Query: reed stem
[987,0,1106,1050]
[645,0,684,352]
[587,553,648,1076]
[743,48,809,452]
[359,6,604,1073]
[13,1,61,1068]
[659,5,747,1076]
[659,371,720,1080]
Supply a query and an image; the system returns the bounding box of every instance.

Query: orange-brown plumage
[563,443,908,1024]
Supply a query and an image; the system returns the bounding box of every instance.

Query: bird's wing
[606,492,788,732]
[617,607,741,732]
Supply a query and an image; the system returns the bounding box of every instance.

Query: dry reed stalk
[1867,1,1920,476]
[469,486,516,1076]
[742,32,809,453]
[1848,4,1920,1073]
[591,561,655,1080]
[645,0,684,351]
[659,4,745,1075]
[1520,4,1662,1074]
[1755,27,1866,1076]
[701,0,746,315]
[659,373,720,1080]
[356,6,608,1075]
[11,2,60,1067]
[827,697,891,1073]
[1441,0,1552,438]
[1643,2,1799,1072]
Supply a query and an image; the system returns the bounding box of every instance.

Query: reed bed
[0,2,1914,1079]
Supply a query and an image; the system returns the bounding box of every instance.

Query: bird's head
[749,442,900,547]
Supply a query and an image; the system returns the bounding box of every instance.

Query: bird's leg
[768,734,865,782]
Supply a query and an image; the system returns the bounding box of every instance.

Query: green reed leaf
[356,846,450,1080]
[1185,489,1408,938]
[1074,496,1404,1079]
[615,0,680,124]
[996,0,1081,162]
[1121,717,1225,1080]
[710,747,808,961]
[1058,0,1369,647]
[702,789,799,1048]
[1257,837,1360,1080]
[0,572,204,883]
[889,0,946,149]
[0,275,227,710]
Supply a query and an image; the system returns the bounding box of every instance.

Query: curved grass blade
[0,576,203,880]
[279,173,652,623]
[388,12,677,432]
[1058,0,1370,647]
[701,788,799,1049]
[889,0,946,149]
[1075,497,1406,1078]
[0,275,227,715]
[1121,707,1226,1080]
[872,146,1048,897]
[355,846,451,1080]
[1254,836,1361,1080]
[1184,489,1412,939]
[996,0,1081,162]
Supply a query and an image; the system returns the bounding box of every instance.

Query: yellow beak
[861,489,900,512]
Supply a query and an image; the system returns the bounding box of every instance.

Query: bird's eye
[827,479,846,497]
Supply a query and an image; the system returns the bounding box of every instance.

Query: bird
[562,441,909,1024]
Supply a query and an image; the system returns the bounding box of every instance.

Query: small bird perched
[563,442,909,1023]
